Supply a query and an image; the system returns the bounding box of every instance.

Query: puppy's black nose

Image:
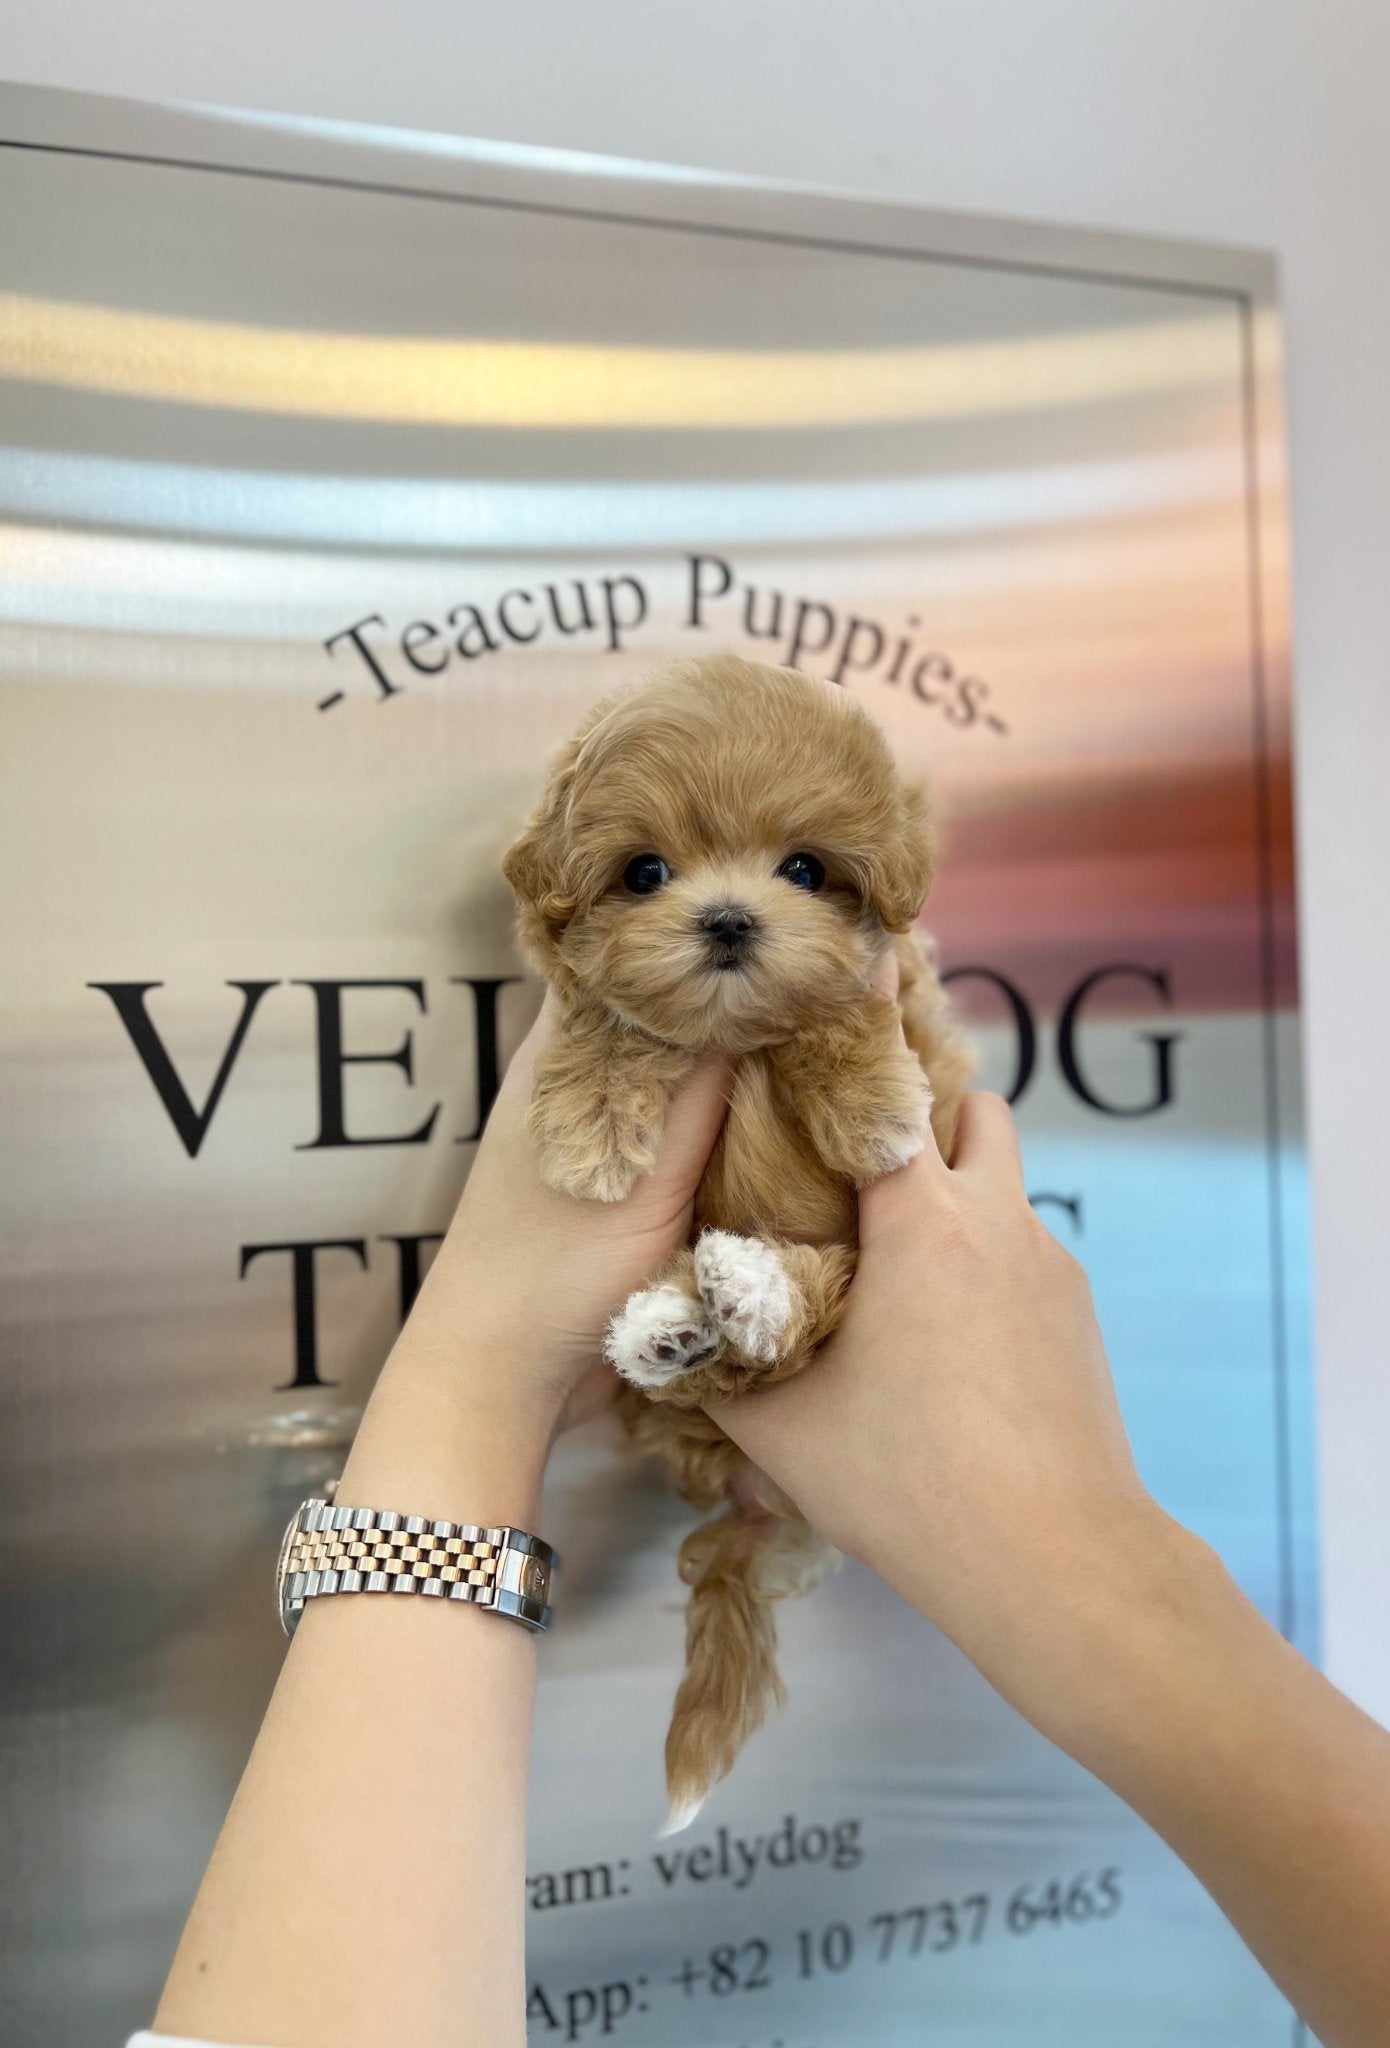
[698,903,758,958]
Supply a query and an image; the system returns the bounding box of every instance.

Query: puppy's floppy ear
[502,733,584,962]
[859,780,936,932]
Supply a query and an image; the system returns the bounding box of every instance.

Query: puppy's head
[503,657,933,1052]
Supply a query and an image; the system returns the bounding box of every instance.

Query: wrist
[393,1233,585,1431]
[337,1342,561,1532]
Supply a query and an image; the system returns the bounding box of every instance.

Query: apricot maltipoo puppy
[504,655,971,1828]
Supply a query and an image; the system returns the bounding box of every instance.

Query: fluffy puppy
[504,655,971,1829]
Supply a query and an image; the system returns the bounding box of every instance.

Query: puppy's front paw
[861,1066,935,1178]
[605,1285,720,1388]
[694,1231,793,1366]
[839,1060,935,1183]
[539,1144,646,1204]
[532,1093,661,1203]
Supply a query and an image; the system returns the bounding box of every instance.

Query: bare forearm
[1036,1521,1390,2048]
[152,994,731,2047]
[716,1100,1390,2044]
[156,1346,556,2048]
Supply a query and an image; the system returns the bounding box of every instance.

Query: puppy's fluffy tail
[663,1508,832,1834]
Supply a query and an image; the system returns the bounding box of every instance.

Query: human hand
[383,996,730,1439]
[168,1002,732,2048]
[708,1091,1186,1751]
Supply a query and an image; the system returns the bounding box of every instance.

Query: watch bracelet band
[278,1492,557,1638]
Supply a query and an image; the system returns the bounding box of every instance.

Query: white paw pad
[694,1231,793,1365]
[604,1284,719,1389]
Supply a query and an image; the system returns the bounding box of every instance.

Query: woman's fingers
[949,1092,1026,1194]
[855,1143,942,1249]
[857,1093,1023,1249]
[649,1053,732,1196]
[704,1348,818,1478]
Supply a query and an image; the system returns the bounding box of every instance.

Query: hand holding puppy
[395,992,730,1438]
[709,1088,1173,1759]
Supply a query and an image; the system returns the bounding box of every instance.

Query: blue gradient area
[1021,1125,1316,1655]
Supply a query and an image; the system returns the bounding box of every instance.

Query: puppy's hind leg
[693,1234,853,1386]
[604,1247,723,1392]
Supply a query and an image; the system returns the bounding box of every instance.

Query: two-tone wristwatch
[275,1485,558,1638]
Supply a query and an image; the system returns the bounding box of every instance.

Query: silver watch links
[275,1490,558,1638]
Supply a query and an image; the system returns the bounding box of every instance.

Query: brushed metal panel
[0,85,1306,2046]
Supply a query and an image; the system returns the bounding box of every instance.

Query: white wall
[5,0,1388,1722]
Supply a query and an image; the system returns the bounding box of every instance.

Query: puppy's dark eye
[624,854,671,895]
[777,852,826,893]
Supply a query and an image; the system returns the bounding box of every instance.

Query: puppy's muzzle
[698,902,759,970]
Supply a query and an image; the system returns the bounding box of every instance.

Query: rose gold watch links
[276,1489,557,1638]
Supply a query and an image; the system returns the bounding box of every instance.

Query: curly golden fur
[503,656,973,1829]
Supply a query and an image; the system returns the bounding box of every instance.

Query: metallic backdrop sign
[0,86,1310,2048]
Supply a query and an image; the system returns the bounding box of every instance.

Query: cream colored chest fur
[693,1048,857,1251]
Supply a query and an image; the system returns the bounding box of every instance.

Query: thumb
[857,1138,944,1248]
[648,1052,733,1198]
[703,1342,820,1494]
